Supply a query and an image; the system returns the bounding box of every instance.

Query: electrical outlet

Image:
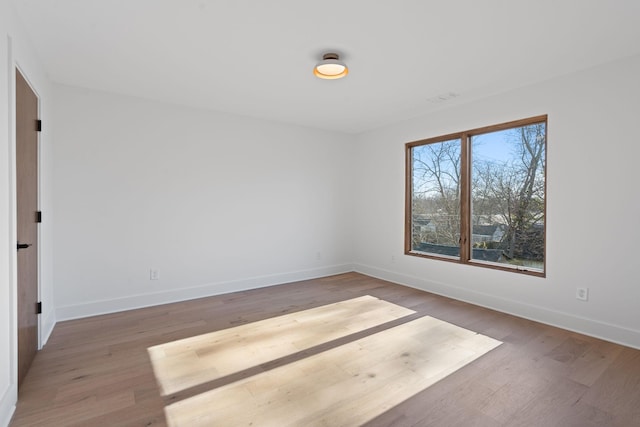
[316,251,322,260]
[150,269,159,280]
[576,287,588,301]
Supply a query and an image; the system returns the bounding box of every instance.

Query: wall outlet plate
[576,287,589,301]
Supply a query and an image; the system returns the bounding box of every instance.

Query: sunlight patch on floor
[148,295,415,395]
[164,315,502,426]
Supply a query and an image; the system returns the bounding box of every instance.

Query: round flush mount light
[314,53,348,80]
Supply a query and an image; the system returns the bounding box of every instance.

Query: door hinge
[36,211,42,223]
[36,302,42,314]
[36,119,42,132]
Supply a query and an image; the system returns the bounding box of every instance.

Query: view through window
[406,116,546,275]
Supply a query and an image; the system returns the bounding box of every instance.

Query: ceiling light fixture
[314,53,348,80]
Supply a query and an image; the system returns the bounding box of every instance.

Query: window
[405,115,546,276]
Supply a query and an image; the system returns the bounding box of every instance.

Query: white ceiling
[11,0,640,134]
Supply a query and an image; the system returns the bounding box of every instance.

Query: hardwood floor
[11,273,640,426]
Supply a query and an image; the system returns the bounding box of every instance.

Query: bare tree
[411,123,545,263]
[412,140,461,246]
[473,124,545,260]
[472,160,499,225]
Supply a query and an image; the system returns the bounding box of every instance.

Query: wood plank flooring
[148,295,415,396]
[10,272,640,426]
[165,315,500,426]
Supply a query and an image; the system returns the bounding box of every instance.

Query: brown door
[16,69,39,389]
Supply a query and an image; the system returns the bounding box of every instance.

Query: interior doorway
[15,68,40,389]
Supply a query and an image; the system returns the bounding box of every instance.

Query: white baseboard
[53,262,640,349]
[56,264,354,321]
[0,384,16,427]
[354,263,640,350]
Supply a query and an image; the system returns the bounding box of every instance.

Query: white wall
[52,85,354,319]
[0,9,13,422]
[353,54,640,349]
[1,0,54,424]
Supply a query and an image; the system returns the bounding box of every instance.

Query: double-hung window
[405,115,547,276]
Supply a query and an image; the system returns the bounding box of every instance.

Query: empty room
[2,1,640,426]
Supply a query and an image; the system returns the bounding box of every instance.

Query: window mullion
[459,134,471,262]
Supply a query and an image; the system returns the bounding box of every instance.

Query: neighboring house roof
[416,243,503,262]
[413,218,432,226]
[472,224,504,236]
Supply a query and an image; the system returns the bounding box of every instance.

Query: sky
[471,129,514,165]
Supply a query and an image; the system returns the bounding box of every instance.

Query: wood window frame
[404,115,547,277]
